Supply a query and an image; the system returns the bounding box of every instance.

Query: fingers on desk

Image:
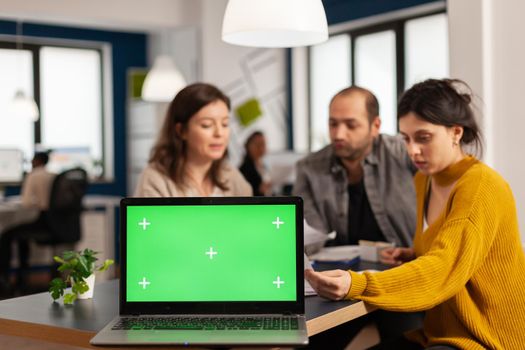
[305,269,350,301]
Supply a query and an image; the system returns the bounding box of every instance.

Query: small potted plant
[49,248,114,304]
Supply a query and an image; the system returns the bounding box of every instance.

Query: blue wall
[322,0,440,25]
[0,20,147,196]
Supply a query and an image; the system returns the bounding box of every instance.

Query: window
[0,49,35,158]
[309,35,351,150]
[40,47,103,177]
[0,41,108,180]
[355,31,397,135]
[307,11,448,151]
[404,13,449,89]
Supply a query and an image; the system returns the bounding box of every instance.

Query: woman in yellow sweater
[305,79,525,350]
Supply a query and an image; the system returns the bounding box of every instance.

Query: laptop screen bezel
[119,196,305,315]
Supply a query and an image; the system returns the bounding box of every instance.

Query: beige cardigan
[134,163,252,197]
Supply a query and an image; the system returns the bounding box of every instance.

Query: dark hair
[149,82,231,190]
[244,131,264,153]
[330,86,379,123]
[242,130,265,162]
[398,78,483,156]
[33,151,50,165]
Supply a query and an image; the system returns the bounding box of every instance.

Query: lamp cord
[16,20,22,50]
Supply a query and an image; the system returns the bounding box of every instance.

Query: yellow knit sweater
[346,156,525,349]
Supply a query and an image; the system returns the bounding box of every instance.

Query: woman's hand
[379,247,415,266]
[304,269,351,300]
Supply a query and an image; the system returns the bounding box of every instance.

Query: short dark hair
[33,151,50,165]
[149,82,231,190]
[398,78,483,156]
[330,86,380,123]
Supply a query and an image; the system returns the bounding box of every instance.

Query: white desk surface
[0,202,39,233]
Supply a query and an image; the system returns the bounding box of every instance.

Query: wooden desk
[0,262,385,348]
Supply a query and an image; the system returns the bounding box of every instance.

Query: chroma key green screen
[126,204,297,302]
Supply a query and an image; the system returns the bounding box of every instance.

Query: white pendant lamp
[10,90,40,121]
[141,55,186,103]
[221,0,328,48]
[9,20,40,121]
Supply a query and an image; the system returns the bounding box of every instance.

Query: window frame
[0,38,107,180]
[306,9,446,150]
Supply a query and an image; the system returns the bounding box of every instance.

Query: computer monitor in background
[46,146,97,179]
[0,149,24,184]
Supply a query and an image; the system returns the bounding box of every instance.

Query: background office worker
[239,131,271,196]
[0,151,55,295]
[293,86,417,248]
[306,79,525,350]
[21,151,55,210]
[135,83,252,197]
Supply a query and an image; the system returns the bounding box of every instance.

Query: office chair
[37,167,88,244]
[16,167,88,286]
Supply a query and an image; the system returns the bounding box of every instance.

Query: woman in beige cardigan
[135,83,252,197]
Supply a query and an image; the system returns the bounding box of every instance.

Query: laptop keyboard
[112,317,299,331]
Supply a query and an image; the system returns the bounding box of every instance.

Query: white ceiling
[0,0,203,33]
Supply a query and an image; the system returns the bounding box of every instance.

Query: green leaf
[48,278,66,300]
[77,255,90,276]
[83,249,98,261]
[71,278,89,295]
[98,259,114,272]
[53,256,65,264]
[58,262,73,272]
[63,293,77,305]
[62,251,77,260]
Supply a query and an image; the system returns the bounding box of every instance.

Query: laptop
[91,196,308,347]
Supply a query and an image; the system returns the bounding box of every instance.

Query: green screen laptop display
[126,204,297,302]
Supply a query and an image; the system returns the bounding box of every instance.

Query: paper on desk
[304,253,317,296]
[304,220,336,247]
[308,245,361,262]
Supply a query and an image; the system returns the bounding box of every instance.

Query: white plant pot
[74,274,96,299]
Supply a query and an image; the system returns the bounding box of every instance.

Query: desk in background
[0,201,39,233]
[0,195,121,280]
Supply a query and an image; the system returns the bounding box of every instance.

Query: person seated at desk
[20,151,55,210]
[0,151,55,295]
[239,131,272,196]
[135,83,252,197]
[293,86,417,248]
[294,86,420,347]
[306,79,525,350]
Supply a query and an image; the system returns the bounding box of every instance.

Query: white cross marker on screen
[138,218,150,230]
[272,217,284,229]
[205,247,218,259]
[139,277,150,289]
[273,276,285,289]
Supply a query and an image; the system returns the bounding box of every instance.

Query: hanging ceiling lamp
[9,21,40,121]
[141,55,186,103]
[10,90,40,121]
[221,0,328,48]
